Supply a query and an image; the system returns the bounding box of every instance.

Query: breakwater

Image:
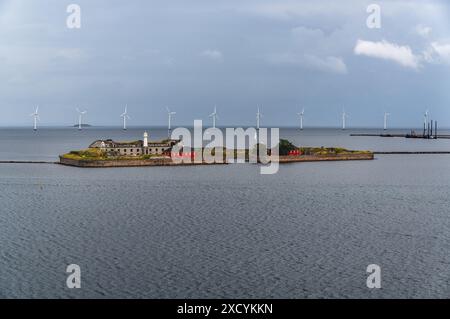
[0,160,56,164]
[58,156,228,167]
[373,151,450,154]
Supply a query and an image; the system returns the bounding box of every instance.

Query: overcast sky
[1,0,450,127]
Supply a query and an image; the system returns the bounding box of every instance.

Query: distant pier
[373,151,450,154]
[351,133,450,139]
[351,119,450,139]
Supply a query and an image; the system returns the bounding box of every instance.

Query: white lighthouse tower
[143,131,148,147]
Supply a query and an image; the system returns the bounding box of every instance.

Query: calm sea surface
[1,127,450,298]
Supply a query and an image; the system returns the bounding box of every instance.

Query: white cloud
[304,55,347,74]
[416,24,432,38]
[200,49,223,62]
[268,53,347,74]
[428,42,450,64]
[354,39,420,70]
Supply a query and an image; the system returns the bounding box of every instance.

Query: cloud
[55,48,86,60]
[265,25,348,74]
[355,38,450,68]
[428,41,450,64]
[240,0,445,22]
[268,53,347,74]
[200,49,223,62]
[304,55,347,74]
[240,1,358,20]
[354,39,420,70]
[290,26,327,47]
[416,24,432,38]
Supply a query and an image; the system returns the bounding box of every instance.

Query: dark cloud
[0,0,449,128]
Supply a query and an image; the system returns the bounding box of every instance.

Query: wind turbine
[120,105,130,130]
[383,112,390,130]
[30,106,39,131]
[209,105,218,128]
[424,109,429,127]
[297,108,305,130]
[342,109,348,130]
[166,107,176,137]
[256,106,262,130]
[76,108,87,130]
[423,109,430,136]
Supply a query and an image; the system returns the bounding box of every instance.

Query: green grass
[61,148,107,160]
[61,148,166,161]
[297,146,372,156]
[62,141,372,162]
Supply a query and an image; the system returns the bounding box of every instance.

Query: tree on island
[278,139,298,156]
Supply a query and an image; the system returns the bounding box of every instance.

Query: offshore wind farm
[22,104,450,141]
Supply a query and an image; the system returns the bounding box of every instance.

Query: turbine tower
[209,105,218,128]
[76,108,87,130]
[166,107,176,137]
[30,106,39,131]
[383,112,390,130]
[342,109,348,130]
[423,109,430,136]
[256,106,262,130]
[297,108,305,130]
[424,109,429,127]
[120,105,130,130]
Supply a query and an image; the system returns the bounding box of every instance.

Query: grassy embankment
[277,139,372,156]
[61,148,163,161]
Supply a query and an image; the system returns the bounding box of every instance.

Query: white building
[89,132,180,157]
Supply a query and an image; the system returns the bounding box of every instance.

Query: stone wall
[59,156,227,167]
[59,152,373,167]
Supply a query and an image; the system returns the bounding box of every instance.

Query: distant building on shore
[89,131,179,157]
